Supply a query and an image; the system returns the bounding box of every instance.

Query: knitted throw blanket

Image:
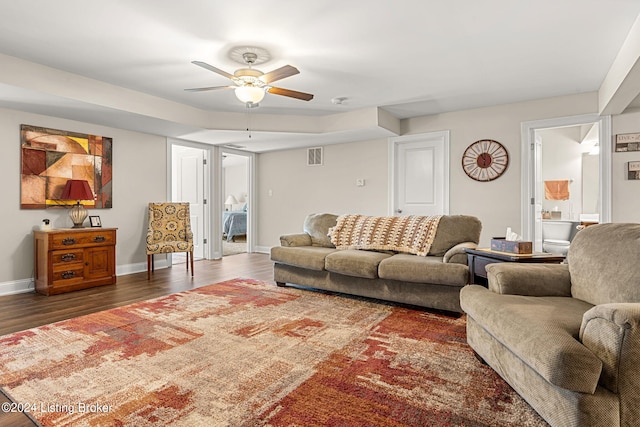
[329,214,443,256]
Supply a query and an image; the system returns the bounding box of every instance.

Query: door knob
[395,209,403,214]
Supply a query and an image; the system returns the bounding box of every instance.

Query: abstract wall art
[20,124,113,209]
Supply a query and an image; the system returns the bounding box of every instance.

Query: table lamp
[225,195,238,211]
[60,179,94,228]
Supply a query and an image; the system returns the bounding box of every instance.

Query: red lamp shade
[61,180,94,201]
[60,180,94,228]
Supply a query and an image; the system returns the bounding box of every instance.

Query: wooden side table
[465,248,565,286]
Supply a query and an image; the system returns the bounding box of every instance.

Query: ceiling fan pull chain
[246,102,252,139]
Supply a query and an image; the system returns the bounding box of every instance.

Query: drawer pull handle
[62,238,76,245]
[61,253,76,262]
[61,271,76,279]
[93,236,106,242]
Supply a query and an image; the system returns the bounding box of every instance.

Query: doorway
[521,114,611,251]
[168,140,256,261]
[220,148,256,257]
[222,153,249,256]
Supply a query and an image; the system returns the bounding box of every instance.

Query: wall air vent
[307,147,323,166]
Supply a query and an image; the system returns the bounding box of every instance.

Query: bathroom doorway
[521,114,611,252]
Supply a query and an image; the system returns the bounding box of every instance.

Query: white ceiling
[0,0,639,152]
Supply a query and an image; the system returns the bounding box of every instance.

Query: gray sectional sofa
[460,223,640,427]
[271,213,482,313]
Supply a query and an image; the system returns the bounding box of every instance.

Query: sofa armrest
[279,233,312,247]
[486,263,571,296]
[443,242,477,264]
[580,303,640,394]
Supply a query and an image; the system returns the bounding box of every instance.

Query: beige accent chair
[460,223,640,427]
[146,202,194,279]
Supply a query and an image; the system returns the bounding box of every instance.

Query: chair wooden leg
[147,254,152,280]
[190,250,194,276]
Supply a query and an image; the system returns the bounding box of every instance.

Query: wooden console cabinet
[34,228,117,295]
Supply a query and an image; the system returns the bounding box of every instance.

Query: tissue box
[490,238,533,254]
[550,211,562,219]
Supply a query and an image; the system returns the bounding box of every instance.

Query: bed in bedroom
[223,210,247,242]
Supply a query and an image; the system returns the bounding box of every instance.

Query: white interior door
[173,146,205,259]
[390,131,450,216]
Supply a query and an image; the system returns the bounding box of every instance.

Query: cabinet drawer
[51,266,84,283]
[51,230,115,249]
[51,250,84,265]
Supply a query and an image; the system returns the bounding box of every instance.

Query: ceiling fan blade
[260,65,300,84]
[191,61,236,80]
[184,85,234,92]
[267,86,314,101]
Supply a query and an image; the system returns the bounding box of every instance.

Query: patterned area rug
[0,279,548,427]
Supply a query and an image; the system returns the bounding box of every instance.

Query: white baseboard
[0,278,34,296]
[115,259,169,276]
[254,246,271,254]
[0,260,173,297]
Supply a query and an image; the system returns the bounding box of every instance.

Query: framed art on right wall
[628,161,640,180]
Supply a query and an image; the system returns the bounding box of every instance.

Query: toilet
[542,220,578,255]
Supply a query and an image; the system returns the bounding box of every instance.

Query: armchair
[146,202,194,279]
[460,223,640,427]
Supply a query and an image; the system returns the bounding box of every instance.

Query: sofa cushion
[271,246,337,271]
[429,215,482,256]
[325,250,392,279]
[461,285,602,393]
[378,254,469,286]
[303,213,338,248]
[568,223,640,305]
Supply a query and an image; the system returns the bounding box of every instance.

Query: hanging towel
[544,180,570,200]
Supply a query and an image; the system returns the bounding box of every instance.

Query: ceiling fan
[186,52,314,105]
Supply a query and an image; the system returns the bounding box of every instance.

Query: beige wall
[257,92,601,248]
[0,108,167,287]
[258,139,389,247]
[612,109,640,223]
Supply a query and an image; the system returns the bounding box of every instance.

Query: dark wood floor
[0,253,275,427]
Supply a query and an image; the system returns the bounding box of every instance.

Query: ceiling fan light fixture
[188,49,313,104]
[235,86,265,104]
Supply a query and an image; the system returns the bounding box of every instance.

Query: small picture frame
[628,161,640,180]
[89,216,102,227]
[616,132,640,152]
